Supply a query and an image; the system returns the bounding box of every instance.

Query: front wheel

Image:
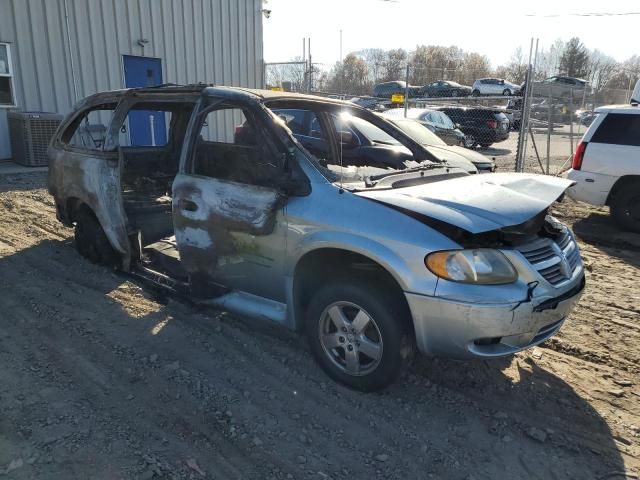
[610,183,640,233]
[305,281,414,391]
[472,89,480,97]
[464,135,477,148]
[502,89,512,96]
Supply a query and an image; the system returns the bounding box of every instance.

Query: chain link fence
[517,84,631,175]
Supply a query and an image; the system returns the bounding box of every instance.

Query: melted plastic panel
[172,174,283,276]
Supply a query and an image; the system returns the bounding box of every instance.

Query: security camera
[262,8,271,18]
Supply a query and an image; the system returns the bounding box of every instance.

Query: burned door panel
[172,173,287,300]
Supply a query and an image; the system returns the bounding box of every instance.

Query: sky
[262,0,639,69]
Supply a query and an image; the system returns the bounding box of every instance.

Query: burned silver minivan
[49,85,585,390]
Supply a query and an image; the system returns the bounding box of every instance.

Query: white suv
[565,86,640,232]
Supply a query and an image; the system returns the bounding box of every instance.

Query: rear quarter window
[591,113,640,147]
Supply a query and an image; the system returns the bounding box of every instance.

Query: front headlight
[425,249,517,284]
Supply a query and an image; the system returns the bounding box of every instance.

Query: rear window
[591,113,640,147]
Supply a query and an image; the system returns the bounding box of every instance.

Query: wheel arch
[291,247,414,336]
[66,197,130,269]
[606,175,640,205]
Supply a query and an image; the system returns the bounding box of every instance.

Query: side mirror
[455,123,461,129]
[339,130,358,148]
[279,173,311,197]
[500,80,505,85]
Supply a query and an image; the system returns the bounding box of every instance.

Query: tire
[464,135,477,148]
[610,183,640,233]
[472,89,480,97]
[74,207,119,267]
[502,89,511,96]
[305,280,414,391]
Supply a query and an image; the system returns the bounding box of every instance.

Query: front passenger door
[172,102,288,301]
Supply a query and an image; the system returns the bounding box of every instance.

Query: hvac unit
[8,111,63,167]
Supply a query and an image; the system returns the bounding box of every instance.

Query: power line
[526,11,640,17]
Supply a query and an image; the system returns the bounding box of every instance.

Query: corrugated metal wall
[0,0,264,159]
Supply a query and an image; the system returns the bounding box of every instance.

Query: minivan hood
[356,173,573,234]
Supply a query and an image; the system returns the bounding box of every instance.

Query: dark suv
[434,107,510,148]
[372,81,420,99]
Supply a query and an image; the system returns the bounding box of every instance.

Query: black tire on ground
[305,280,414,391]
[610,183,640,233]
[502,89,511,96]
[74,207,120,267]
[472,89,480,97]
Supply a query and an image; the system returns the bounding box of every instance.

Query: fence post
[404,64,410,118]
[569,89,574,158]
[546,83,552,174]
[516,38,536,172]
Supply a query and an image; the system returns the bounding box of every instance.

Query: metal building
[0,0,264,160]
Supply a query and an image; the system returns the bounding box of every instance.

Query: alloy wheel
[318,301,383,376]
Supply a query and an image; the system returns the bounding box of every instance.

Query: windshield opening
[268,104,446,189]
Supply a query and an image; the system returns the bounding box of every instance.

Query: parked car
[419,81,472,98]
[575,109,597,127]
[505,98,523,130]
[349,96,382,109]
[525,76,593,100]
[270,107,416,170]
[434,106,510,148]
[380,115,495,173]
[472,78,520,96]
[564,94,640,232]
[49,85,584,391]
[372,81,420,99]
[382,107,466,146]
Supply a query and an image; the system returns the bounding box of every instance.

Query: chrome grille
[516,228,582,286]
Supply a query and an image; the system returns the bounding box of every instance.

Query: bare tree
[587,50,618,91]
[359,48,386,84]
[458,52,492,85]
[326,53,370,95]
[265,57,306,91]
[495,47,527,84]
[536,39,565,79]
[382,48,408,81]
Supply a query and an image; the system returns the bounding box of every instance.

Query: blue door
[122,55,167,146]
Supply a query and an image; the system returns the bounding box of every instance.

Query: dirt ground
[0,171,638,480]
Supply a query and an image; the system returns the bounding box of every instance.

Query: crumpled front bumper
[405,276,585,358]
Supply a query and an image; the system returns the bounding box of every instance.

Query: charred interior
[120,102,195,248]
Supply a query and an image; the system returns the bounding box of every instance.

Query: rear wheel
[74,207,119,267]
[305,281,414,391]
[610,183,640,233]
[472,89,480,97]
